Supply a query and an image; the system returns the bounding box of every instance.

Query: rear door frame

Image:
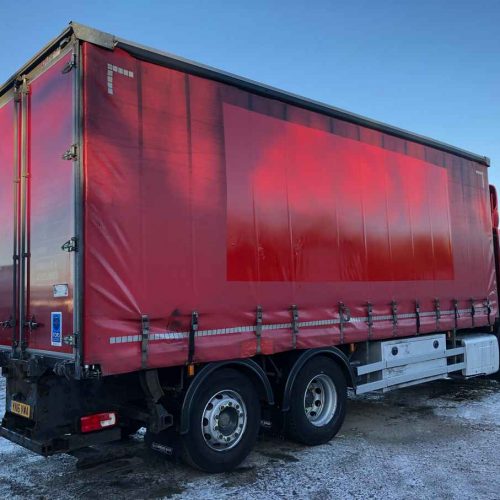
[13,38,84,374]
[0,89,19,355]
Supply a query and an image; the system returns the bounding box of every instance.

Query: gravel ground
[0,375,499,499]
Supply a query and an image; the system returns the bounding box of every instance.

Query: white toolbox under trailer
[355,334,499,394]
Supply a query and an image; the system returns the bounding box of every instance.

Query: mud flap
[144,428,183,462]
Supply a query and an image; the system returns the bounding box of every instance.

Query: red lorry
[0,23,498,472]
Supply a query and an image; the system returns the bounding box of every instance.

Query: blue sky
[1,0,499,183]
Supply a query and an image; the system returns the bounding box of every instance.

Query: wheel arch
[281,347,356,412]
[180,359,274,434]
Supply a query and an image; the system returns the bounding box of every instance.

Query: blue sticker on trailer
[51,312,62,347]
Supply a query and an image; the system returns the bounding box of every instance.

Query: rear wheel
[285,356,347,445]
[181,368,261,472]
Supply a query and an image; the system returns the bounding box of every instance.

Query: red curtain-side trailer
[0,23,499,472]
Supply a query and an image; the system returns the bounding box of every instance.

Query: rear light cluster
[80,412,117,433]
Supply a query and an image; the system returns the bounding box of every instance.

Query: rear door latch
[63,334,77,347]
[0,318,14,329]
[25,316,39,332]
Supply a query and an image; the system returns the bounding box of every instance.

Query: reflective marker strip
[107,63,134,95]
[108,307,488,344]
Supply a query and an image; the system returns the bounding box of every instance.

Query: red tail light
[80,412,117,433]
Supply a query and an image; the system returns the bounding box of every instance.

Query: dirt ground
[0,374,499,499]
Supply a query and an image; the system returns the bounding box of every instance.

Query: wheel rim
[201,389,247,451]
[303,373,338,427]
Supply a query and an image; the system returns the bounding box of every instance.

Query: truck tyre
[285,356,347,446]
[181,368,261,473]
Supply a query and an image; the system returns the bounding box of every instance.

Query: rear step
[0,425,121,456]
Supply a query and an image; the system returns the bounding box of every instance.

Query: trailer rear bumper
[0,422,121,456]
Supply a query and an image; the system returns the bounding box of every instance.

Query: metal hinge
[61,237,78,253]
[62,144,78,161]
[25,316,39,332]
[64,334,76,346]
[14,78,30,101]
[1,319,13,329]
[61,53,77,74]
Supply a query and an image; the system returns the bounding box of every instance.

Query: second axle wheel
[285,356,347,446]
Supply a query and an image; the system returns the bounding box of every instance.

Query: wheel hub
[201,390,247,451]
[218,407,239,435]
[303,373,338,427]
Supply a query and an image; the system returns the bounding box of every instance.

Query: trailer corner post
[18,77,29,356]
[72,39,85,379]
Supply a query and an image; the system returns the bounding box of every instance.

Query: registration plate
[11,400,32,419]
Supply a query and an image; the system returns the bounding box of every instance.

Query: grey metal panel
[356,362,466,394]
[357,361,385,376]
[355,340,467,394]
[445,347,466,357]
[357,347,466,376]
[71,22,115,49]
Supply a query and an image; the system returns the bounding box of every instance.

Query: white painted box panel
[457,334,499,376]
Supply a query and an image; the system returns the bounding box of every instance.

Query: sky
[0,0,499,183]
